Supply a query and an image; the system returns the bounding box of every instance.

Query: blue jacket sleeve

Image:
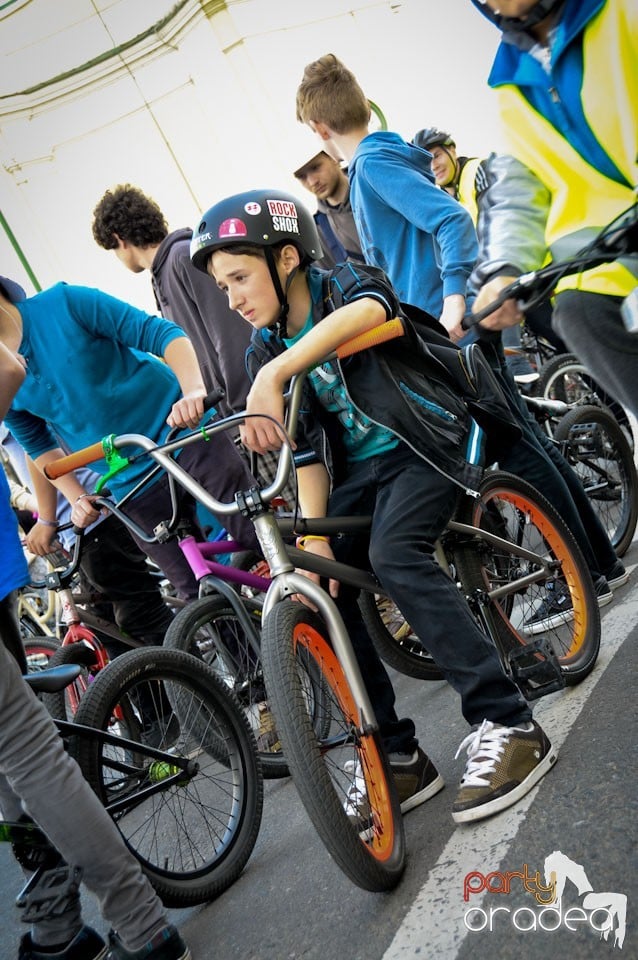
[358,154,478,296]
[4,408,59,460]
[66,285,186,357]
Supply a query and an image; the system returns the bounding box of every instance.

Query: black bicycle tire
[70,647,263,906]
[41,642,98,721]
[553,404,638,558]
[260,600,405,891]
[452,471,600,687]
[358,592,443,681]
[536,353,633,446]
[163,593,289,779]
[23,636,60,670]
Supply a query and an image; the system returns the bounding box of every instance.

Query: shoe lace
[455,720,511,788]
[343,759,366,813]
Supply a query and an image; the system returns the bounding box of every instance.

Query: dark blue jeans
[79,514,175,648]
[124,434,259,600]
[328,444,531,754]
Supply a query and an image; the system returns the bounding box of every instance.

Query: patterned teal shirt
[284,314,398,462]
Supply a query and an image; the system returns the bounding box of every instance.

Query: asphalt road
[2,545,636,960]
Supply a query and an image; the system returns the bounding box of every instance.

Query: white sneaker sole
[400,772,445,813]
[452,746,558,824]
[523,610,574,634]
[607,570,630,590]
[597,589,613,608]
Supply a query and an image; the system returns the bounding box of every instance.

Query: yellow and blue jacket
[472,0,637,297]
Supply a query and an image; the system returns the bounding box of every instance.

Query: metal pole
[0,209,40,290]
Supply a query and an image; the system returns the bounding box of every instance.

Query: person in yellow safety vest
[413,127,540,384]
[468,0,638,418]
[412,129,484,224]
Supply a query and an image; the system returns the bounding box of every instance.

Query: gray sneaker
[452,719,557,824]
[524,576,611,634]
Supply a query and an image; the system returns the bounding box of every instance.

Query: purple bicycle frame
[178,536,271,593]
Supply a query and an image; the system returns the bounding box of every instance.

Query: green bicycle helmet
[191,189,323,334]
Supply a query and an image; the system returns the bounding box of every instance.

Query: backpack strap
[322,262,398,316]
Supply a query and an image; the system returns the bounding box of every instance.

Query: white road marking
[383,576,637,959]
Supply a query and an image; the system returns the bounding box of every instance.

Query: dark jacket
[151,228,252,416]
[314,189,365,269]
[246,263,518,495]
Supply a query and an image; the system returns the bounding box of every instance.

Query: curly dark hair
[92,184,168,249]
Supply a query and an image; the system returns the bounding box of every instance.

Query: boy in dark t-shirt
[189,187,557,825]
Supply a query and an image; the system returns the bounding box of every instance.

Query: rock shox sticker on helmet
[267,199,300,234]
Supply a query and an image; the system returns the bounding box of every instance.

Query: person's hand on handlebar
[70,493,103,529]
[472,276,524,330]
[25,522,62,557]
[241,363,293,454]
[166,388,207,430]
[439,294,468,343]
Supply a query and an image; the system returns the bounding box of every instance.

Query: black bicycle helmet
[470,0,565,33]
[412,128,455,151]
[191,189,323,334]
[190,189,322,273]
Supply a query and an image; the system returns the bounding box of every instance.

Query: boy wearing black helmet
[190,189,557,825]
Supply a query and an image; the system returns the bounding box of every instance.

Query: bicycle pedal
[508,638,566,700]
[17,864,83,923]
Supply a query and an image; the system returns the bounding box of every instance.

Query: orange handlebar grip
[335,317,405,359]
[44,441,105,480]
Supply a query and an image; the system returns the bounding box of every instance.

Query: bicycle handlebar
[44,441,105,480]
[40,319,405,518]
[463,201,638,330]
[333,317,404,358]
[43,387,226,481]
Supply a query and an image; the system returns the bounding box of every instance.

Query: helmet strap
[441,147,460,188]
[265,247,300,339]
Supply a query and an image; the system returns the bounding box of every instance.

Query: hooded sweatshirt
[348,131,478,318]
[151,228,252,416]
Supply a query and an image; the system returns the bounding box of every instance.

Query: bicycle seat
[24,664,83,693]
[523,395,569,418]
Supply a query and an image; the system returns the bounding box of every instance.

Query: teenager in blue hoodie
[296,55,478,341]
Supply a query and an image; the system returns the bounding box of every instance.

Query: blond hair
[295,54,370,133]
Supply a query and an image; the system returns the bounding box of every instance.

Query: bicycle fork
[253,511,379,734]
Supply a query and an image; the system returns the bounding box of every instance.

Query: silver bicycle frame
[110,372,379,732]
